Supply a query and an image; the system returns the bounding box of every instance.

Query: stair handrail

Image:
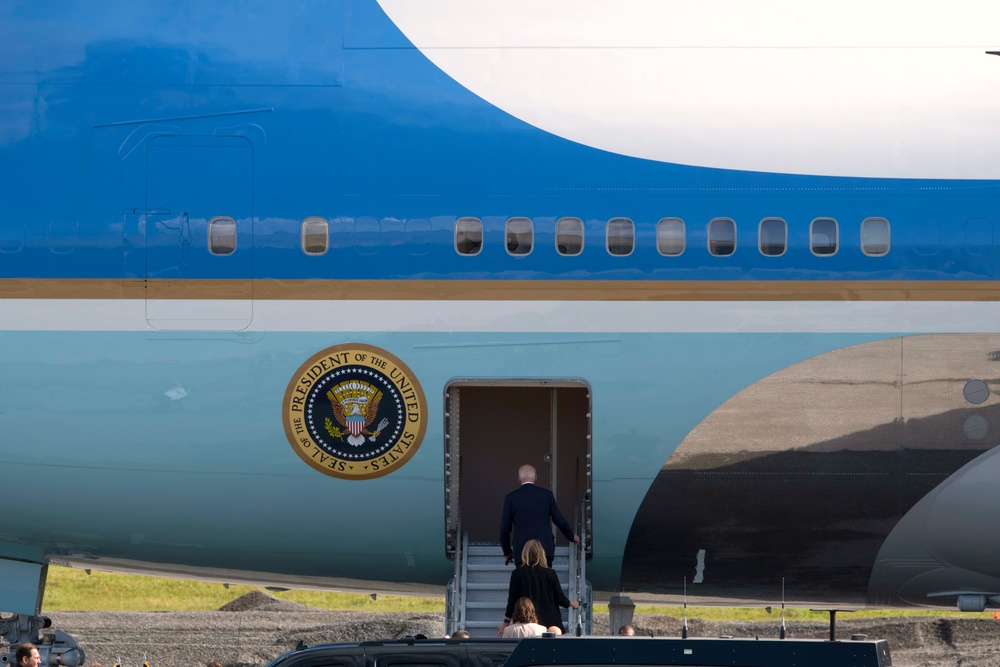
[446,522,463,635]
[459,531,469,632]
[579,531,590,635]
[567,495,589,635]
[568,523,579,632]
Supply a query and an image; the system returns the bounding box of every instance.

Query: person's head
[521,539,548,568]
[511,596,538,624]
[16,644,40,667]
[546,626,563,635]
[518,464,537,483]
[451,629,470,638]
[618,624,636,636]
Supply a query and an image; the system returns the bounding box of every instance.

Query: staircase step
[451,541,591,638]
[466,570,510,576]
[466,584,570,596]
[465,587,508,595]
[467,545,571,555]
[466,562,571,571]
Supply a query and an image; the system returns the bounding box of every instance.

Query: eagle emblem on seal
[324,379,391,446]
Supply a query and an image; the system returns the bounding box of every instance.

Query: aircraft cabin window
[913,218,940,256]
[455,217,483,255]
[47,217,78,255]
[506,217,533,255]
[861,217,890,256]
[208,216,237,255]
[708,217,736,256]
[606,217,634,256]
[965,217,993,256]
[301,216,329,255]
[656,217,685,256]
[0,216,25,253]
[758,218,786,256]
[354,216,381,256]
[810,217,838,256]
[556,217,584,255]
[405,218,432,256]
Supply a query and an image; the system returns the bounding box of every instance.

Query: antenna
[780,577,787,639]
[681,577,689,639]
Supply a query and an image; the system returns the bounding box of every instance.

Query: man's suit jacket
[499,482,574,565]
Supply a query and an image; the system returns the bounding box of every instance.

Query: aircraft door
[145,135,253,331]
[444,381,591,558]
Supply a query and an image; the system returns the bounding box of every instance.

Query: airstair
[446,521,592,637]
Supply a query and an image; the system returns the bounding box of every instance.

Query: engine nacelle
[956,594,988,612]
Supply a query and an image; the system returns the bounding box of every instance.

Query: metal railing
[445,525,464,635]
[568,495,592,635]
[446,496,592,636]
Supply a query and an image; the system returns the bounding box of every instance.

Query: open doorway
[444,380,592,559]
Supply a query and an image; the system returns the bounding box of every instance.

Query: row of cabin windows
[3,215,996,258]
[2,215,969,259]
[297,216,891,258]
[0,215,917,259]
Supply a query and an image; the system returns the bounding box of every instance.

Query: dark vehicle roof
[504,636,891,667]
[267,635,891,667]
[265,637,520,667]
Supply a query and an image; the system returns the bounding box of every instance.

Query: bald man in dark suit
[500,464,579,567]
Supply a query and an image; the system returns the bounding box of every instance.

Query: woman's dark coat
[505,564,572,631]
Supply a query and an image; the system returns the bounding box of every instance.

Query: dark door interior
[446,382,591,550]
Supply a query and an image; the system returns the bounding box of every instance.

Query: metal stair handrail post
[568,495,590,635]
[446,523,463,635]
[459,531,469,632]
[568,524,579,632]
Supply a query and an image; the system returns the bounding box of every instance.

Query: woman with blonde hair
[499,597,547,638]
[498,539,579,634]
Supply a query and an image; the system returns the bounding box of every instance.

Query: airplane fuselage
[2,0,1000,617]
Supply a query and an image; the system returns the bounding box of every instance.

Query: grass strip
[43,566,993,620]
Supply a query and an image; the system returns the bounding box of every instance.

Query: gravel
[43,592,1000,667]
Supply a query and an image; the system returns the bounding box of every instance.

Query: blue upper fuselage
[0,0,997,283]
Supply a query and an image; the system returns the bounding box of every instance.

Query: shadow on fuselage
[621,336,1000,606]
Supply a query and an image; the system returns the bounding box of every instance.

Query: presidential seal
[282,344,427,480]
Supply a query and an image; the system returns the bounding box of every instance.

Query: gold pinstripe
[1,278,996,301]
